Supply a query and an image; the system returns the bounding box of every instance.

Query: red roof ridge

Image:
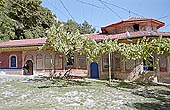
[1,37,47,43]
[122,17,152,21]
[0,37,47,48]
[101,17,165,31]
[85,31,170,40]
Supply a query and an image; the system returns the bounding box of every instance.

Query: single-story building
[0,17,170,83]
[0,38,88,77]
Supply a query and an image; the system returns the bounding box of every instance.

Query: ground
[0,74,170,110]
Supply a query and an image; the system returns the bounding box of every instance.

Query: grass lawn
[0,75,170,110]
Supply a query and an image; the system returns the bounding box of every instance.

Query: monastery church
[0,17,170,83]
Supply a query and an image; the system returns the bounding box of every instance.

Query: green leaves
[43,24,170,63]
[118,37,153,60]
[57,20,96,34]
[43,25,118,62]
[151,36,170,55]
[118,36,170,62]
[0,0,57,41]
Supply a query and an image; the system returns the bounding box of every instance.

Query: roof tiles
[85,31,170,40]
[0,38,47,48]
[101,17,165,31]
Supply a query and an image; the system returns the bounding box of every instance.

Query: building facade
[0,17,170,83]
[0,38,88,76]
[85,17,170,83]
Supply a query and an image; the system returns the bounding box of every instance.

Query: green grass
[0,76,170,110]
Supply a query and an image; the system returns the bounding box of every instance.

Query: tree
[42,24,118,83]
[57,20,96,34]
[43,23,170,83]
[57,20,80,33]
[42,24,98,79]
[0,0,96,42]
[79,20,96,34]
[42,24,99,61]
[0,0,57,41]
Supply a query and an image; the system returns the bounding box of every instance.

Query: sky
[42,0,170,32]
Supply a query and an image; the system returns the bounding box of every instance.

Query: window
[78,55,86,69]
[133,24,139,31]
[126,60,135,71]
[10,55,17,68]
[55,54,63,69]
[160,55,167,72]
[143,57,153,71]
[103,56,109,70]
[67,56,74,66]
[45,54,52,69]
[115,56,121,71]
[36,54,43,69]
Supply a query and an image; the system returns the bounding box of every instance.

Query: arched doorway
[90,62,99,78]
[24,60,33,75]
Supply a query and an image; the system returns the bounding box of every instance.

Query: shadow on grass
[37,79,92,89]
[23,77,48,83]
[157,89,170,95]
[132,88,170,104]
[132,102,170,110]
[107,81,170,106]
[107,81,140,89]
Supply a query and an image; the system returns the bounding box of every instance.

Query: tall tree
[0,0,57,41]
[57,20,96,34]
[0,0,96,42]
[80,20,96,34]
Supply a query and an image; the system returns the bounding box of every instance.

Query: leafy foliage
[43,24,170,83]
[43,24,170,68]
[151,36,170,55]
[42,25,117,62]
[118,37,154,60]
[0,0,96,42]
[57,20,96,34]
[79,20,96,34]
[0,0,57,41]
[0,0,3,5]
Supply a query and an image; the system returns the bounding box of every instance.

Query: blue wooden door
[90,62,99,78]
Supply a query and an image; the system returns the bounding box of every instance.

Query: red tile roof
[0,38,47,48]
[85,31,170,40]
[101,17,165,31]
[0,31,170,48]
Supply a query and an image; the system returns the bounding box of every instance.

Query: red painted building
[85,17,170,83]
[0,17,170,83]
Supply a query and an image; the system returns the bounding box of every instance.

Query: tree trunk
[108,53,112,84]
[50,52,55,80]
[155,55,160,83]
